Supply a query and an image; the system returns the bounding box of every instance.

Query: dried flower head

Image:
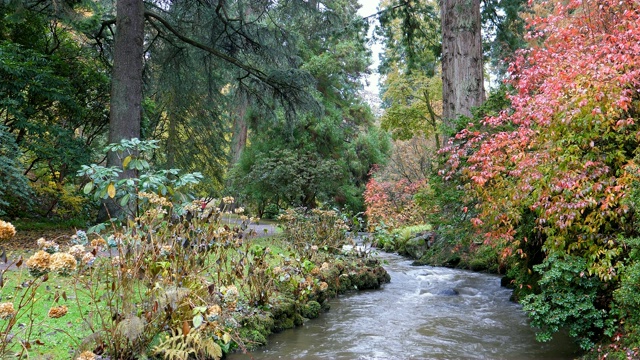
[223,196,234,204]
[106,235,122,248]
[36,238,59,254]
[0,302,16,320]
[206,304,222,321]
[49,252,77,275]
[82,252,95,266]
[48,305,68,318]
[0,220,16,241]
[26,250,51,276]
[223,285,239,305]
[234,207,245,214]
[111,256,122,266]
[77,229,88,242]
[68,245,86,260]
[183,200,200,213]
[138,192,173,207]
[159,245,172,256]
[76,351,97,360]
[318,282,329,292]
[90,238,107,250]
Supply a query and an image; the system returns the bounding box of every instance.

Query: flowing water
[229,251,579,360]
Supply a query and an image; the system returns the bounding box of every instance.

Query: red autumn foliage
[445,0,640,278]
[363,173,427,230]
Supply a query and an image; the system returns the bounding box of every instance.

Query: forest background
[2,0,640,358]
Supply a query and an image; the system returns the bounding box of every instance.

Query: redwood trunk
[441,0,484,138]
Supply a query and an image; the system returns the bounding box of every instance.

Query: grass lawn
[0,270,95,359]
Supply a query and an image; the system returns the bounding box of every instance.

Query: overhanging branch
[144,11,270,85]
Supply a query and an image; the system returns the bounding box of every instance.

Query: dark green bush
[522,253,609,350]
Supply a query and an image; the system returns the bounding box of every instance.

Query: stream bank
[229,250,580,359]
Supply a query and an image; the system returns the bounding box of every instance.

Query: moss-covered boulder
[238,311,275,349]
[301,300,322,319]
[270,296,297,332]
[404,232,434,260]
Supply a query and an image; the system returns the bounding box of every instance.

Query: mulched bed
[2,228,76,252]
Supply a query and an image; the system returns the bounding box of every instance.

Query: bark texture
[108,0,144,165]
[102,0,144,220]
[229,92,248,167]
[441,0,485,129]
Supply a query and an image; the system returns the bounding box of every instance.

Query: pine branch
[144,11,270,85]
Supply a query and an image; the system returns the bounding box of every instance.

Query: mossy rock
[269,295,299,332]
[350,268,382,289]
[238,328,268,349]
[468,259,490,271]
[320,299,331,312]
[241,311,274,333]
[273,316,295,332]
[337,273,352,293]
[320,265,341,284]
[238,311,274,350]
[270,296,296,318]
[301,300,322,319]
[404,234,431,260]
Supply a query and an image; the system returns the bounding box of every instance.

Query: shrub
[278,208,353,257]
[521,253,609,350]
[363,175,427,230]
[78,138,203,221]
[0,125,32,216]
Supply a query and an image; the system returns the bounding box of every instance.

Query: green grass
[394,224,433,242]
[0,270,96,359]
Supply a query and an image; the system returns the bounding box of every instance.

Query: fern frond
[152,327,222,360]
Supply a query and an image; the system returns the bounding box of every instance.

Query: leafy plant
[278,208,353,257]
[78,138,203,220]
[0,125,32,216]
[522,253,609,350]
[363,172,428,231]
[69,194,247,358]
[152,327,222,360]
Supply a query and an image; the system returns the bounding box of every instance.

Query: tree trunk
[109,0,144,157]
[441,0,484,139]
[229,91,248,167]
[102,0,144,220]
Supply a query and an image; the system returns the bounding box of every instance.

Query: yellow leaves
[107,183,116,198]
[222,332,231,344]
[122,155,132,169]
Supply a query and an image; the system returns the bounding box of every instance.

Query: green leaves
[82,182,94,195]
[521,253,607,350]
[77,138,202,219]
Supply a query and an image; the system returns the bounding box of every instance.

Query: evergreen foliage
[0,125,31,216]
[228,0,389,215]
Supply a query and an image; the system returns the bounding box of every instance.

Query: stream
[229,251,579,359]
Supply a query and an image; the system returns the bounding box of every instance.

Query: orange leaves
[363,176,427,229]
[442,0,640,268]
